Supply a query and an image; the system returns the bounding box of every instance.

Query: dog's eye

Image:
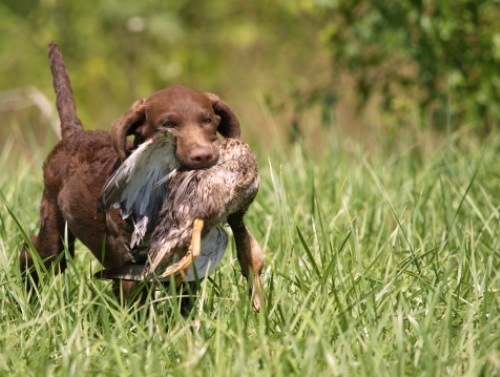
[203,118,212,125]
[161,121,175,128]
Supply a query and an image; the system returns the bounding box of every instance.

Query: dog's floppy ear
[205,93,241,139]
[111,99,146,161]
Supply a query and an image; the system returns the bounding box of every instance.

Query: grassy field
[0,127,498,376]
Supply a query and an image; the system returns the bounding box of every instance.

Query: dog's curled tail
[48,42,83,139]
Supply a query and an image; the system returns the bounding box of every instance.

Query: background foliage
[320,0,500,133]
[1,0,498,148]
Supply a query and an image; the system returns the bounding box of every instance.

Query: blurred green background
[1,0,499,156]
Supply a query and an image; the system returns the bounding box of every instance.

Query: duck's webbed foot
[157,218,204,283]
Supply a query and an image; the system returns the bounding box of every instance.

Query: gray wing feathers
[98,131,181,247]
[94,226,228,282]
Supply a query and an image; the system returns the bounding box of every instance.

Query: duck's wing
[94,226,228,282]
[184,225,228,281]
[146,218,204,279]
[97,131,181,248]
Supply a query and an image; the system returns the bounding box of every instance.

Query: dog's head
[111,85,240,169]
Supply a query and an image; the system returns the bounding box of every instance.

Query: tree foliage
[310,0,500,132]
[0,0,498,137]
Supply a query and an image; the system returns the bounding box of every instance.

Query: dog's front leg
[228,213,264,312]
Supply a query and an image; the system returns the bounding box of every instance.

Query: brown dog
[20,42,243,298]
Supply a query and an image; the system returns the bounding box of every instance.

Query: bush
[314,0,500,132]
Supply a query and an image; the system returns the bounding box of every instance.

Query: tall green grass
[1,129,498,376]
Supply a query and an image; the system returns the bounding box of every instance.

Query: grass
[0,127,499,376]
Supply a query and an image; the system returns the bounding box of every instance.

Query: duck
[96,130,264,310]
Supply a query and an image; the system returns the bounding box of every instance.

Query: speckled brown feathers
[146,138,259,274]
